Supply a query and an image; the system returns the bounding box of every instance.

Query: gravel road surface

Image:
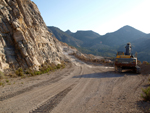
[0,52,149,113]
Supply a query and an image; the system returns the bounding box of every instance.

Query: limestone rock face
[0,0,63,71]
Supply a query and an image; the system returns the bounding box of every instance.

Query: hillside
[133,34,150,62]
[76,25,147,57]
[65,30,73,35]
[91,25,146,47]
[0,0,63,71]
[48,25,150,61]
[48,26,83,47]
[69,30,101,43]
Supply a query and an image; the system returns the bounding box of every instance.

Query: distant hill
[48,26,102,49]
[70,30,101,42]
[132,34,150,62]
[47,26,83,47]
[91,25,146,47]
[65,30,72,35]
[80,25,147,58]
[48,25,150,62]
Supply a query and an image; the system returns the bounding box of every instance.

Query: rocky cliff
[0,0,63,71]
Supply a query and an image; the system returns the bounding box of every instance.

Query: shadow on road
[73,71,138,79]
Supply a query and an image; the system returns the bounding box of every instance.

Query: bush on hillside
[141,87,150,101]
[15,67,24,77]
[0,71,4,79]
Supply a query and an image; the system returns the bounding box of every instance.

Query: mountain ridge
[48,26,83,47]
[66,30,101,43]
[91,25,146,47]
[47,25,150,62]
[65,30,73,35]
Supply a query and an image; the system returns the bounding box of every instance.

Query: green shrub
[6,79,9,83]
[25,70,30,74]
[30,72,35,76]
[56,64,61,69]
[16,68,24,77]
[0,82,3,86]
[25,62,66,77]
[0,71,4,79]
[34,71,41,75]
[15,67,24,76]
[0,82,4,87]
[17,68,23,72]
[141,86,150,101]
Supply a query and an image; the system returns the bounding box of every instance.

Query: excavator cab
[117,51,124,55]
[125,42,131,55]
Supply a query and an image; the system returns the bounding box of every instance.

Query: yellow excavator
[115,42,141,73]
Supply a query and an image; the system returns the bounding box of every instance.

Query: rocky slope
[0,0,63,71]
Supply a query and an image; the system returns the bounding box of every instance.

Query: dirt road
[0,53,149,113]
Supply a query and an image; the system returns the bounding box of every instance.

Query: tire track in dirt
[133,76,147,94]
[30,84,76,113]
[0,76,63,101]
[0,64,74,101]
[50,66,96,113]
[31,64,84,113]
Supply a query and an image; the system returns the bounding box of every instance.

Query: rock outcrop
[0,0,63,71]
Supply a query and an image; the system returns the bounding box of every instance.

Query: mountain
[0,0,63,71]
[132,34,150,52]
[65,30,73,35]
[92,25,146,47]
[70,30,101,43]
[81,25,147,57]
[48,25,149,61]
[48,27,101,47]
[48,26,83,47]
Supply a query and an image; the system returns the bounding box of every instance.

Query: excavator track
[135,66,141,74]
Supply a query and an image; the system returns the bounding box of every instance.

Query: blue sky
[32,0,150,35]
